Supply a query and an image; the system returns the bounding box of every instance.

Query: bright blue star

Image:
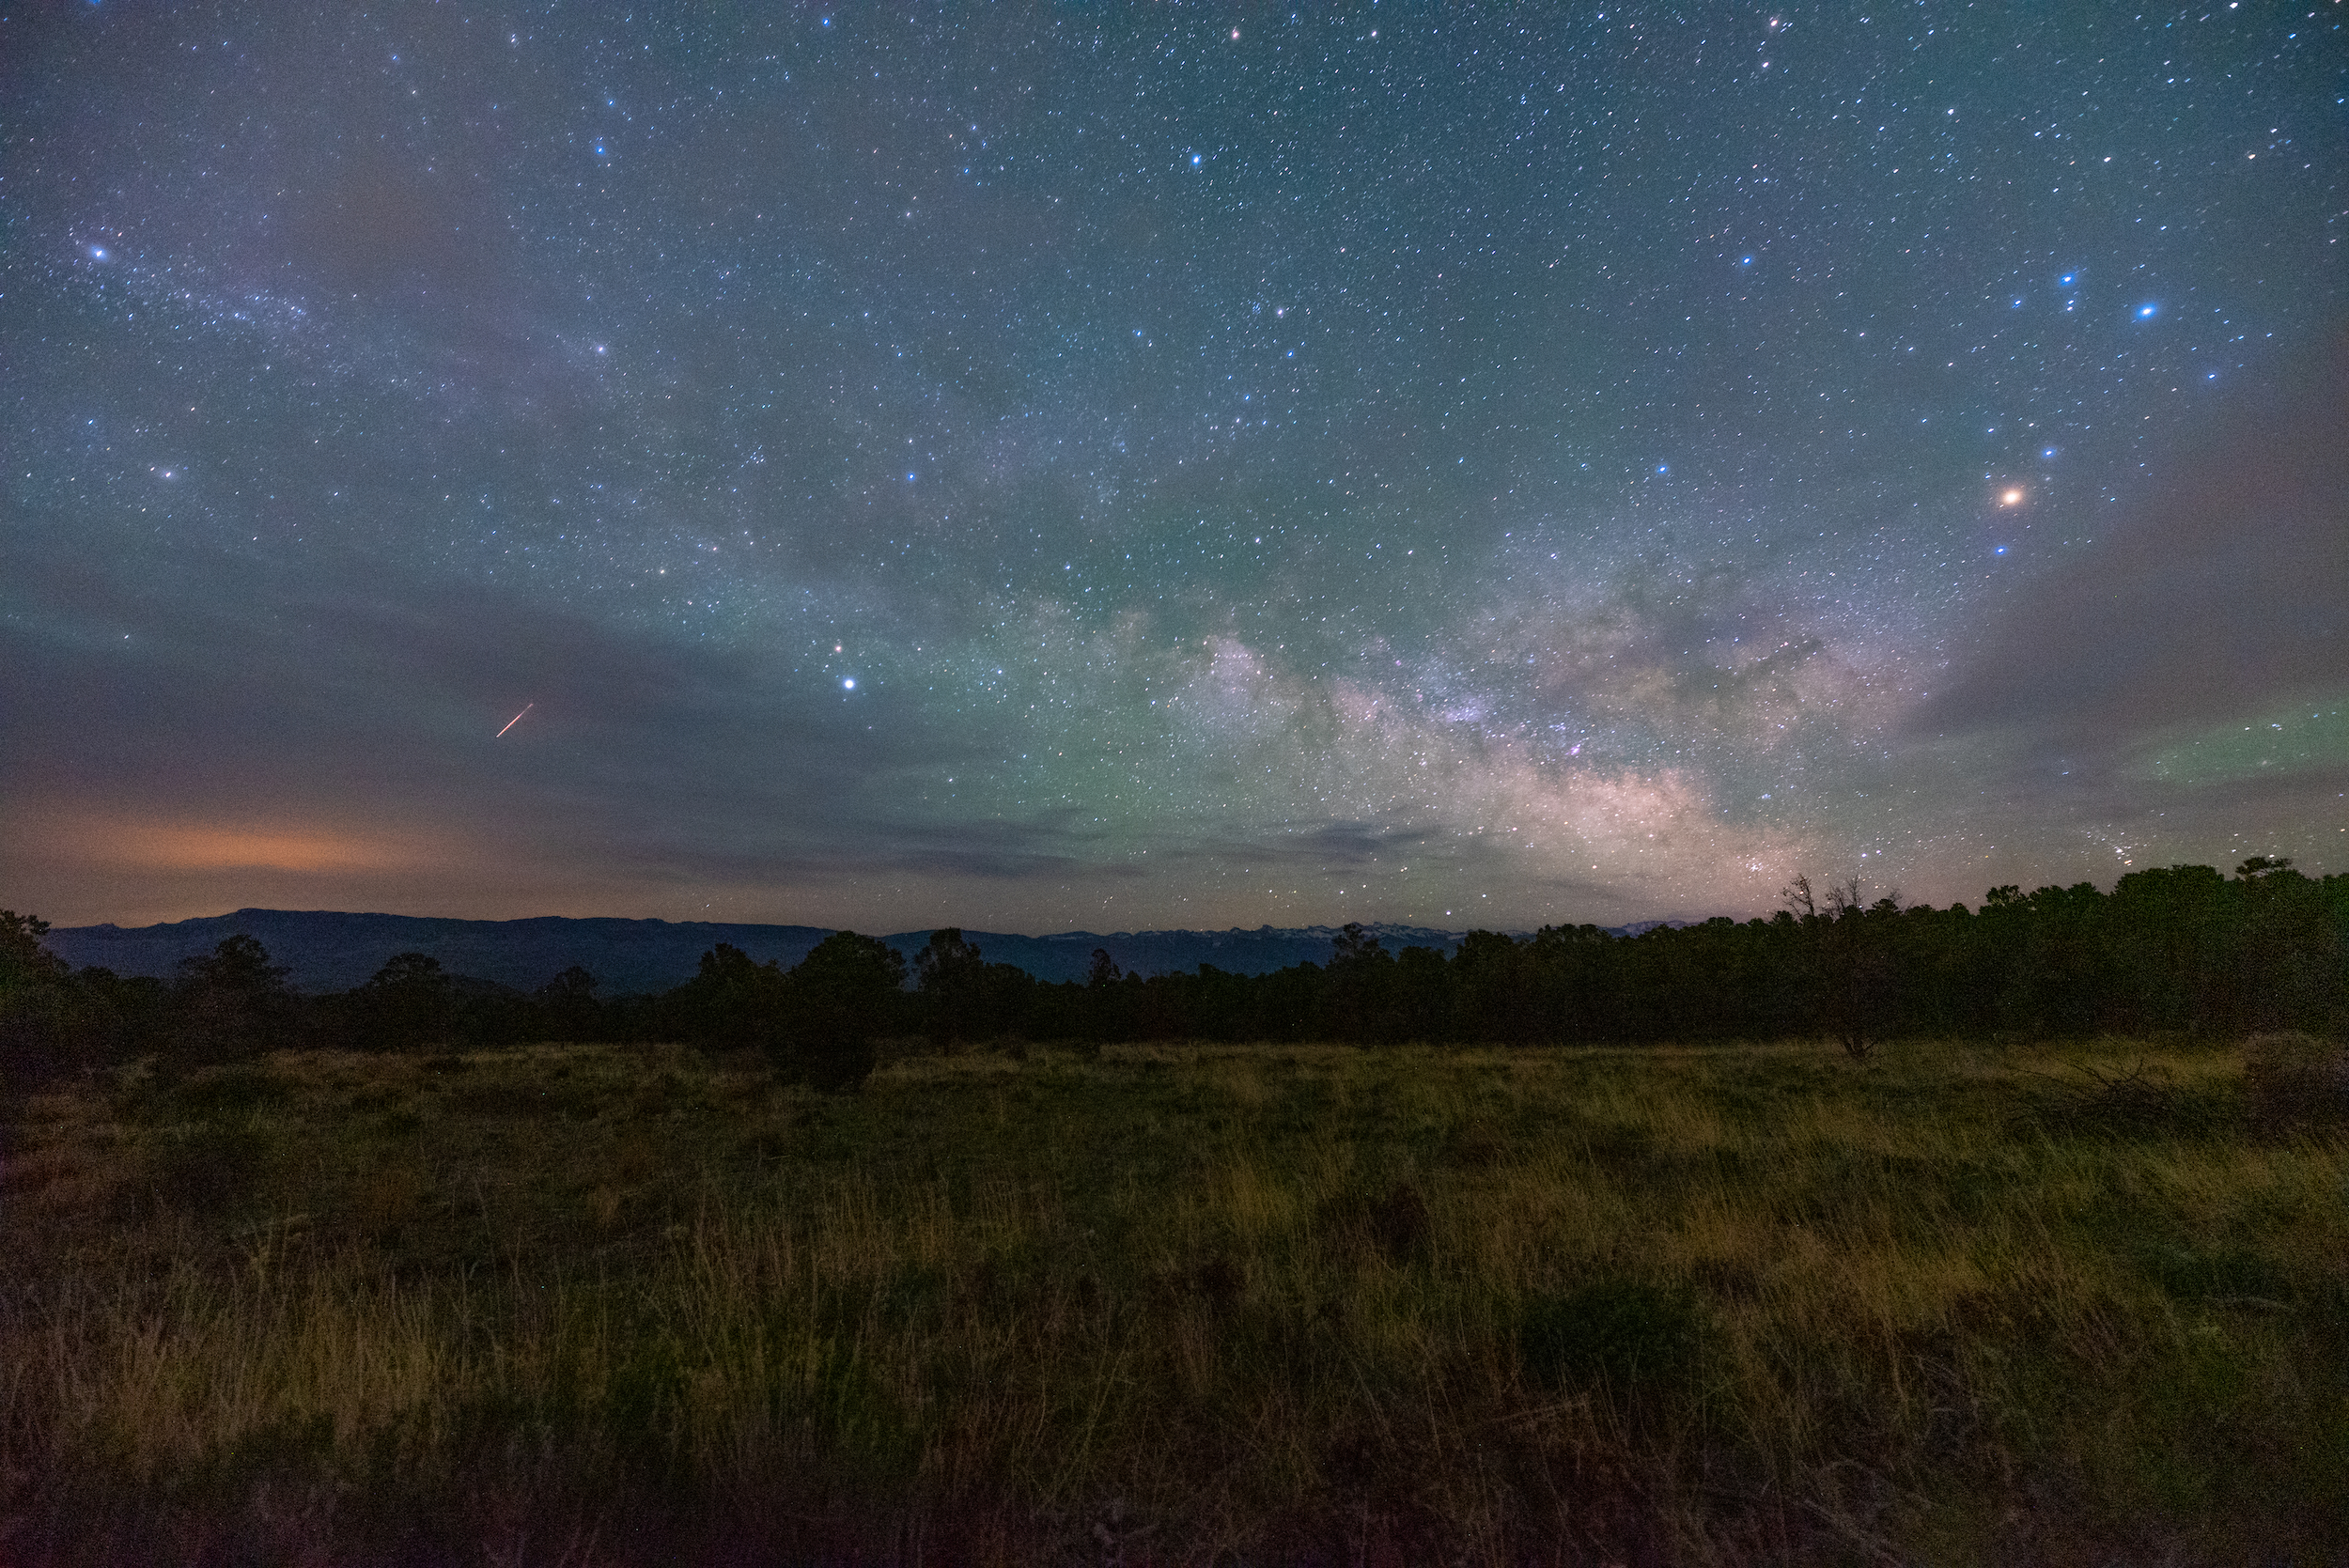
[2060,272,2077,286]
[905,471,917,482]
[1190,154,1203,166]
[2137,303,2158,318]
[842,677,855,690]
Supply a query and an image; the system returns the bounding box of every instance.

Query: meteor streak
[496,703,534,737]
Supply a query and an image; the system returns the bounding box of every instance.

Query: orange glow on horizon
[36,815,437,875]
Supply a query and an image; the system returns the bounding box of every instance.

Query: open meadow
[5,1033,2345,1566]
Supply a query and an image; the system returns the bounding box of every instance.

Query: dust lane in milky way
[3,4,2342,931]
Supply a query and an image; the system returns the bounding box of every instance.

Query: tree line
[4,859,2341,1093]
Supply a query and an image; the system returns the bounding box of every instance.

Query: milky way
[4,3,2342,932]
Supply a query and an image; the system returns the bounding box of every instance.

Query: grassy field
[4,1033,2344,1565]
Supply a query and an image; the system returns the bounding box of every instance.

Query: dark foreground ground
[4,1033,2344,1565]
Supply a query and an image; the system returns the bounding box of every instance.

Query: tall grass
[4,1036,2343,1563]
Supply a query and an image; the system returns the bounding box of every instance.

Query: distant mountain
[39,909,1661,995]
[44,910,828,997]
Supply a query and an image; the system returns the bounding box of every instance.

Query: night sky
[5,2,2343,936]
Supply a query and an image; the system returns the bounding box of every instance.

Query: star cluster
[4,2,2342,930]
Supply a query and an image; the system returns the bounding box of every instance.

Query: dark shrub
[801,1034,879,1094]
[150,1123,272,1214]
[2244,1032,2349,1133]
[174,1064,297,1114]
[1370,1181,1432,1261]
[1520,1278,1708,1398]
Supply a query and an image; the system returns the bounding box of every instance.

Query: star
[6,1,2333,934]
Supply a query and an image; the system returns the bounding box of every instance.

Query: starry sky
[4,1,2344,935]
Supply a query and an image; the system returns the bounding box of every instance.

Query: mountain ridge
[39,908,1682,995]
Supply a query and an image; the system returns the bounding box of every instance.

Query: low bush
[2243,1031,2349,1133]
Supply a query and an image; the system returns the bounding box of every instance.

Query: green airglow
[2130,697,2349,786]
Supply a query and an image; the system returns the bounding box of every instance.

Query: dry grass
[3,1034,2344,1564]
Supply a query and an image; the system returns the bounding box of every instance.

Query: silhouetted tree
[173,935,296,1065]
[1520,923,1621,1042]
[781,932,906,1090]
[2232,857,2338,1034]
[1451,930,1527,1042]
[1081,951,1144,1041]
[1330,923,1385,965]
[1,910,75,1085]
[2106,865,2231,1032]
[534,966,605,1042]
[2011,882,2110,1035]
[1324,923,1397,1041]
[1778,875,1892,1058]
[1003,859,2349,1048]
[0,910,65,990]
[673,942,786,1051]
[1392,945,1455,1041]
[353,952,457,1051]
[1822,879,1903,1060]
[916,928,988,1047]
